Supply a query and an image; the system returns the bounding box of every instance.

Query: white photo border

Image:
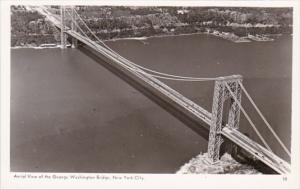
[1,1,299,189]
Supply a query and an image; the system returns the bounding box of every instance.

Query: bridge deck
[67,30,213,123]
[35,6,213,125]
[67,30,292,174]
[222,127,290,174]
[33,6,291,174]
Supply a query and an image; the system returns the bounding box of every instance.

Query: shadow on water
[78,45,210,140]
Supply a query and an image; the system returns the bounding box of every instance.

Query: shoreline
[11,31,279,49]
[104,32,255,43]
[11,45,60,50]
[104,32,208,42]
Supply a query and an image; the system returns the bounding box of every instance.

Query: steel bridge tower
[71,6,78,48]
[60,6,67,49]
[208,75,242,162]
[60,6,78,48]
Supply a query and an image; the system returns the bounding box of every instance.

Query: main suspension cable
[46,6,290,160]
[71,8,217,82]
[52,7,286,156]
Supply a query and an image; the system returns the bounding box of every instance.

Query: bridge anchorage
[33,5,291,174]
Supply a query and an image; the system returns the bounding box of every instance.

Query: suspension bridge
[31,5,291,174]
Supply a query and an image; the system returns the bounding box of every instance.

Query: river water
[11,34,292,173]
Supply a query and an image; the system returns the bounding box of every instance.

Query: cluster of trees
[169,7,292,37]
[73,6,294,39]
[172,7,292,25]
[11,35,57,47]
[11,7,58,46]
[10,6,293,47]
[78,13,177,31]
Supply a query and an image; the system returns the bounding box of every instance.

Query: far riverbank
[11,31,286,50]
